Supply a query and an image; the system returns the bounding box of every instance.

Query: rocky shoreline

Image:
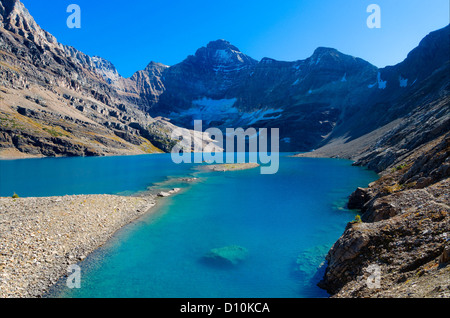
[317,134,450,298]
[0,163,260,298]
[0,194,158,298]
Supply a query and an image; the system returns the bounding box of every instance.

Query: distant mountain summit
[0,0,58,48]
[122,26,448,151]
[379,25,450,89]
[193,39,258,70]
[206,39,239,51]
[123,38,380,149]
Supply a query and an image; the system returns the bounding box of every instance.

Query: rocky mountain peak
[193,39,257,69]
[1,0,30,28]
[309,47,348,65]
[306,46,375,75]
[0,0,18,18]
[206,39,240,52]
[144,61,169,72]
[91,56,122,84]
[2,0,30,28]
[396,24,450,80]
[312,47,339,56]
[0,0,58,46]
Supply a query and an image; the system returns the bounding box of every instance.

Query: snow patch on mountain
[169,97,283,127]
[368,72,387,89]
[399,76,408,87]
[215,50,233,63]
[377,72,387,89]
[91,56,121,84]
[241,109,283,125]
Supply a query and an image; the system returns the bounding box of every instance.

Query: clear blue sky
[21,0,449,78]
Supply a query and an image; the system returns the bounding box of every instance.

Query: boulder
[347,187,372,210]
[439,245,450,265]
[157,191,171,197]
[157,188,181,197]
[203,245,248,266]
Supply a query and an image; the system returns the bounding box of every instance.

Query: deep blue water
[0,154,377,298]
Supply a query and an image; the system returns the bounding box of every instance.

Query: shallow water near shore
[0,153,377,297]
[0,154,196,197]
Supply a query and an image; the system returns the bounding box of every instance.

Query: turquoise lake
[0,154,377,298]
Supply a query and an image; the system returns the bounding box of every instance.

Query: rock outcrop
[288,26,449,298]
[318,133,450,298]
[347,187,373,210]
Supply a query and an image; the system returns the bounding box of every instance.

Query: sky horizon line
[86,24,450,79]
[19,0,450,78]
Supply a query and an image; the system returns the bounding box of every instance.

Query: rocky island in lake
[199,163,260,172]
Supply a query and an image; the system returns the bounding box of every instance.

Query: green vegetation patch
[350,214,362,224]
[43,127,65,137]
[391,163,409,172]
[0,114,22,129]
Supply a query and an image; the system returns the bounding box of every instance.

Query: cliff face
[315,90,449,296]
[313,64,449,299]
[318,133,449,297]
[298,26,450,298]
[0,0,204,157]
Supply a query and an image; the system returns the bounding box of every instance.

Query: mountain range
[0,0,209,157]
[0,0,448,160]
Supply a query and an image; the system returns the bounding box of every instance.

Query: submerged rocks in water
[200,163,260,172]
[295,245,330,278]
[203,245,248,266]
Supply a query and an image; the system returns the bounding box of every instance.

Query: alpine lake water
[0,153,378,298]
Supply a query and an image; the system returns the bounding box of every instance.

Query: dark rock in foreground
[318,134,450,298]
[347,187,373,210]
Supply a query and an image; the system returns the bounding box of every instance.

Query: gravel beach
[0,194,157,298]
